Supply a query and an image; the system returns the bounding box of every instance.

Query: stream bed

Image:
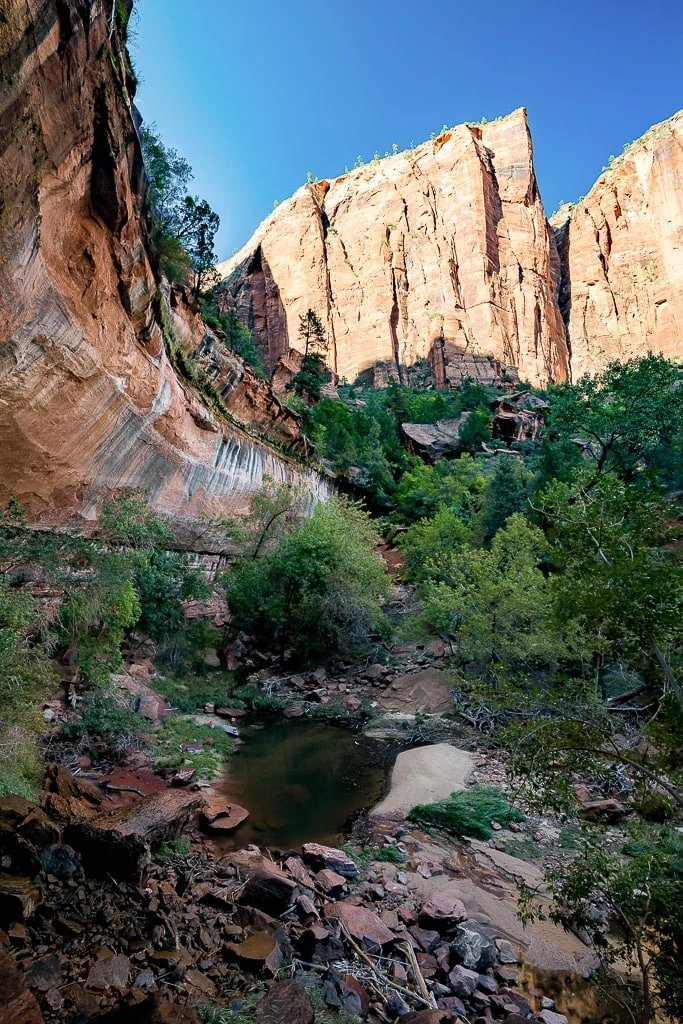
[213,716,396,851]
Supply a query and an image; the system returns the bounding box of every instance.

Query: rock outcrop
[218,109,569,388]
[551,110,683,379]
[0,0,329,532]
[220,110,683,388]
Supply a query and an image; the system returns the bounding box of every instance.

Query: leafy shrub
[60,692,142,742]
[408,785,524,840]
[152,836,190,864]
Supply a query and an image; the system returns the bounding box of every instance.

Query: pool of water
[213,716,394,851]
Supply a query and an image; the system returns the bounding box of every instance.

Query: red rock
[259,979,314,1024]
[199,798,249,834]
[0,953,44,1023]
[580,799,626,821]
[302,843,359,877]
[316,869,347,894]
[225,931,282,975]
[418,892,468,929]
[323,900,395,948]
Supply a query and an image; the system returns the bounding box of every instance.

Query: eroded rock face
[552,111,683,380]
[218,109,569,387]
[0,0,329,531]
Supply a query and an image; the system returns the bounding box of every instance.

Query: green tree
[547,355,683,481]
[286,310,329,403]
[140,124,220,296]
[225,497,389,661]
[478,457,532,543]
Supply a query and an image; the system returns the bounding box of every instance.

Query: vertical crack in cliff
[317,193,338,374]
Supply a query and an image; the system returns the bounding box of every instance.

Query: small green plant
[373,844,406,864]
[151,671,236,713]
[408,785,525,840]
[153,836,191,864]
[61,692,142,742]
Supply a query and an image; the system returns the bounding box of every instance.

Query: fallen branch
[399,940,438,1008]
[332,916,431,1010]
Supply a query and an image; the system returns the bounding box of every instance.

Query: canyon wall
[551,111,683,380]
[0,0,329,531]
[220,110,683,387]
[218,109,569,388]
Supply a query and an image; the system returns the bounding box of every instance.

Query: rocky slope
[219,110,683,387]
[218,109,569,388]
[551,111,683,379]
[0,0,329,532]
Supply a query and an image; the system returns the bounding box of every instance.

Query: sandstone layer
[551,111,683,379]
[0,0,329,532]
[218,109,569,388]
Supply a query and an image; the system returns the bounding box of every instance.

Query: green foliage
[225,496,389,662]
[393,455,487,526]
[520,824,683,1022]
[414,514,567,675]
[286,310,329,403]
[478,457,533,543]
[153,716,235,777]
[152,836,190,864]
[200,302,266,377]
[399,508,472,582]
[546,355,683,483]
[372,844,406,863]
[149,671,236,713]
[60,691,142,741]
[409,785,524,840]
[141,124,220,296]
[458,408,492,451]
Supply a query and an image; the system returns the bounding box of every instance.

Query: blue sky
[131,0,682,261]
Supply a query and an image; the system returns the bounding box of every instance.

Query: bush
[60,692,142,742]
[408,785,524,839]
[226,497,390,662]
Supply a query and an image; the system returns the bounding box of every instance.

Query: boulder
[85,954,131,990]
[448,964,480,998]
[418,893,468,930]
[451,921,497,972]
[224,849,297,915]
[302,842,359,877]
[580,799,626,822]
[64,790,204,882]
[324,900,395,950]
[40,764,102,822]
[199,798,249,835]
[259,979,314,1024]
[316,869,347,895]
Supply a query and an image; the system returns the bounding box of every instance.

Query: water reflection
[214,717,393,851]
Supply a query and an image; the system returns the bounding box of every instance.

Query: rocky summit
[219,110,683,388]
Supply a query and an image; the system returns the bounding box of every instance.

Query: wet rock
[39,844,82,880]
[85,954,131,990]
[200,798,249,834]
[448,964,479,997]
[302,842,359,877]
[259,978,314,1024]
[418,893,467,931]
[451,921,497,971]
[0,874,42,923]
[65,790,204,882]
[0,952,44,1023]
[24,953,63,992]
[324,900,395,950]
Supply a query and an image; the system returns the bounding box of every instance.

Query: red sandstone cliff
[0,0,328,529]
[220,110,683,388]
[218,110,569,388]
[551,111,683,380]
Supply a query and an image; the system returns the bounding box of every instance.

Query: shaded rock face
[219,109,569,387]
[551,111,683,380]
[0,0,329,531]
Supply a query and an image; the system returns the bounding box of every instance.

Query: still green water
[217,717,393,851]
